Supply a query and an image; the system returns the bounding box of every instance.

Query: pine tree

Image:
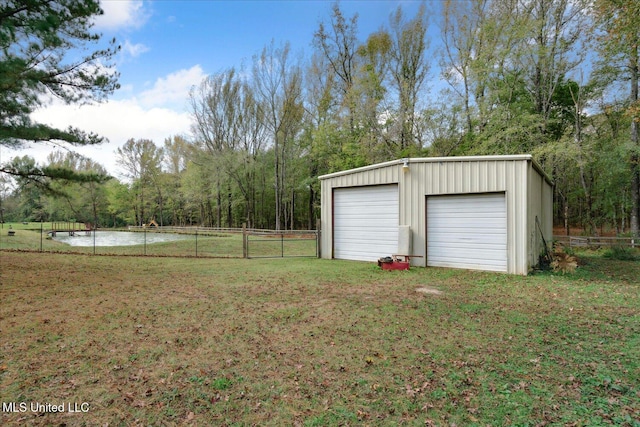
[0,0,119,182]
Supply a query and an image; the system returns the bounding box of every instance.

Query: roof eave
[319,154,542,180]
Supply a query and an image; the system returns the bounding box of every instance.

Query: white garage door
[333,185,399,261]
[427,193,507,272]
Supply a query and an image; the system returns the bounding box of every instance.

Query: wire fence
[0,223,319,259]
[245,229,319,259]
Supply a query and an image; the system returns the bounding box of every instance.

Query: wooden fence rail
[554,235,637,248]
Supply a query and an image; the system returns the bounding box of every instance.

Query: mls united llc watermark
[2,402,89,413]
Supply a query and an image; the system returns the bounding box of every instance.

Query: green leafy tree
[519,0,587,130]
[592,0,640,236]
[252,42,303,230]
[116,139,164,226]
[440,0,515,136]
[420,100,467,156]
[313,2,360,132]
[163,136,190,226]
[6,156,46,221]
[345,30,390,163]
[180,158,217,227]
[389,3,430,153]
[190,68,269,228]
[105,179,134,227]
[45,151,109,225]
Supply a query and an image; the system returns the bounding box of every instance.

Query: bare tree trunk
[227,182,232,228]
[308,185,315,230]
[291,188,295,231]
[571,82,597,236]
[630,42,639,237]
[564,196,569,236]
[216,179,221,228]
[140,185,145,226]
[156,185,164,227]
[275,135,281,231]
[631,153,639,236]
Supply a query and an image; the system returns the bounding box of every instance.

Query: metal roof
[318,154,553,185]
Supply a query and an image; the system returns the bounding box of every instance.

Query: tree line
[1,0,638,236]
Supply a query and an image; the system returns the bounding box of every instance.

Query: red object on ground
[380,260,410,270]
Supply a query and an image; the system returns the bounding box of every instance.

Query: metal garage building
[319,155,553,275]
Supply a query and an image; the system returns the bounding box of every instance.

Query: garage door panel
[335,233,398,245]
[428,226,507,235]
[336,212,397,221]
[430,251,505,263]
[334,225,398,234]
[427,238,506,246]
[431,209,505,216]
[334,185,398,262]
[429,212,505,219]
[427,193,507,272]
[428,220,506,230]
[429,208,506,216]
[427,239,506,250]
[430,259,506,271]
[430,245,506,257]
[429,245,506,258]
[338,202,396,210]
[335,229,399,238]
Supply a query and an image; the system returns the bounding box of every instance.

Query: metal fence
[245,229,319,259]
[0,223,319,259]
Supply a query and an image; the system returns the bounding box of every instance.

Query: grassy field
[0,250,638,426]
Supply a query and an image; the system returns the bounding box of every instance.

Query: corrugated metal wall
[528,163,554,268]
[320,155,553,275]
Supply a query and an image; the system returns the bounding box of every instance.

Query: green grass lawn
[0,250,638,426]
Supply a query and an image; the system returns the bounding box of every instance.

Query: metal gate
[245,230,319,259]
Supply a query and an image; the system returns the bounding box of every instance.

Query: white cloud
[122,40,149,58]
[139,65,206,109]
[11,66,206,178]
[26,99,191,178]
[94,0,150,31]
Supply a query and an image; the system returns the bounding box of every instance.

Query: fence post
[242,223,247,258]
[195,228,198,257]
[316,218,321,258]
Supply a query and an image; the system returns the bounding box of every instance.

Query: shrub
[603,245,639,261]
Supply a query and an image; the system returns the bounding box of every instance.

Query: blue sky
[120,1,430,92]
[10,0,437,177]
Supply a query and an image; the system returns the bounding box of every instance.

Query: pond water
[53,230,190,247]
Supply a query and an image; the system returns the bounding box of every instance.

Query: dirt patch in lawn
[415,286,443,295]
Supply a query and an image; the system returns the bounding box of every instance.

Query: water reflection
[53,231,190,247]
